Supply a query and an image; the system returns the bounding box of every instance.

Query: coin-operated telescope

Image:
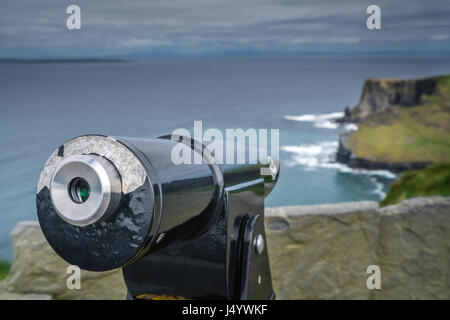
[36,134,279,300]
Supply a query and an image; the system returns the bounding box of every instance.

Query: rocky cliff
[350,76,439,122]
[1,196,449,300]
[336,75,450,170]
[336,131,432,172]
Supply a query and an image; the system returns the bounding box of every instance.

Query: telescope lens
[68,177,90,204]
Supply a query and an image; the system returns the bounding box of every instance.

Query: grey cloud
[0,0,449,57]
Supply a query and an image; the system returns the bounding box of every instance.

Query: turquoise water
[1,54,450,261]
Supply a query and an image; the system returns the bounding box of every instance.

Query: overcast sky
[1,0,449,57]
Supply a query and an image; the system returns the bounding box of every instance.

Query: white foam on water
[284,111,393,199]
[281,141,397,180]
[370,176,387,199]
[284,112,344,129]
[345,123,358,131]
[282,141,339,167]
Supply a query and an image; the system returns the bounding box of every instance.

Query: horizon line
[1,49,450,61]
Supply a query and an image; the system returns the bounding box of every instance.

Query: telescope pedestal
[123,185,274,300]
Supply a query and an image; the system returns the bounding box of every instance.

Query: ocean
[1,53,450,261]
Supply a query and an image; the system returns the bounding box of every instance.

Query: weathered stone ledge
[1,196,449,299]
[266,196,450,299]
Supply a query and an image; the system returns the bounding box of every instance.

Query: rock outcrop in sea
[336,75,450,171]
[344,76,440,123]
[336,131,432,172]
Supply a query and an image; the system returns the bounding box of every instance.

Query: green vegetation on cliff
[347,75,450,164]
[380,163,450,206]
[0,261,11,281]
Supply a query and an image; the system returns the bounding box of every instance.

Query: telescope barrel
[36,134,278,273]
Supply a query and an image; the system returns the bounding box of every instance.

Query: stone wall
[1,196,449,299]
[0,221,127,300]
[266,196,450,299]
[265,201,379,299]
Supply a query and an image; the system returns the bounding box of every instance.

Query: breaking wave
[344,123,358,131]
[370,176,387,199]
[281,141,397,179]
[284,112,344,129]
[284,112,359,131]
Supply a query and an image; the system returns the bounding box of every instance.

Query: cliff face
[336,75,450,170]
[351,77,439,121]
[336,132,432,172]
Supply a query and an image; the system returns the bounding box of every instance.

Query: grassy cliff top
[381,163,450,206]
[347,75,450,163]
[0,261,11,282]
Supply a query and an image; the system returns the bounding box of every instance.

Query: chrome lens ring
[50,154,122,226]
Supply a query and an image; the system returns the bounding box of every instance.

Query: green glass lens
[69,178,90,204]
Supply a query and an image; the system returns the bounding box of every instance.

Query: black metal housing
[36,134,278,300]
